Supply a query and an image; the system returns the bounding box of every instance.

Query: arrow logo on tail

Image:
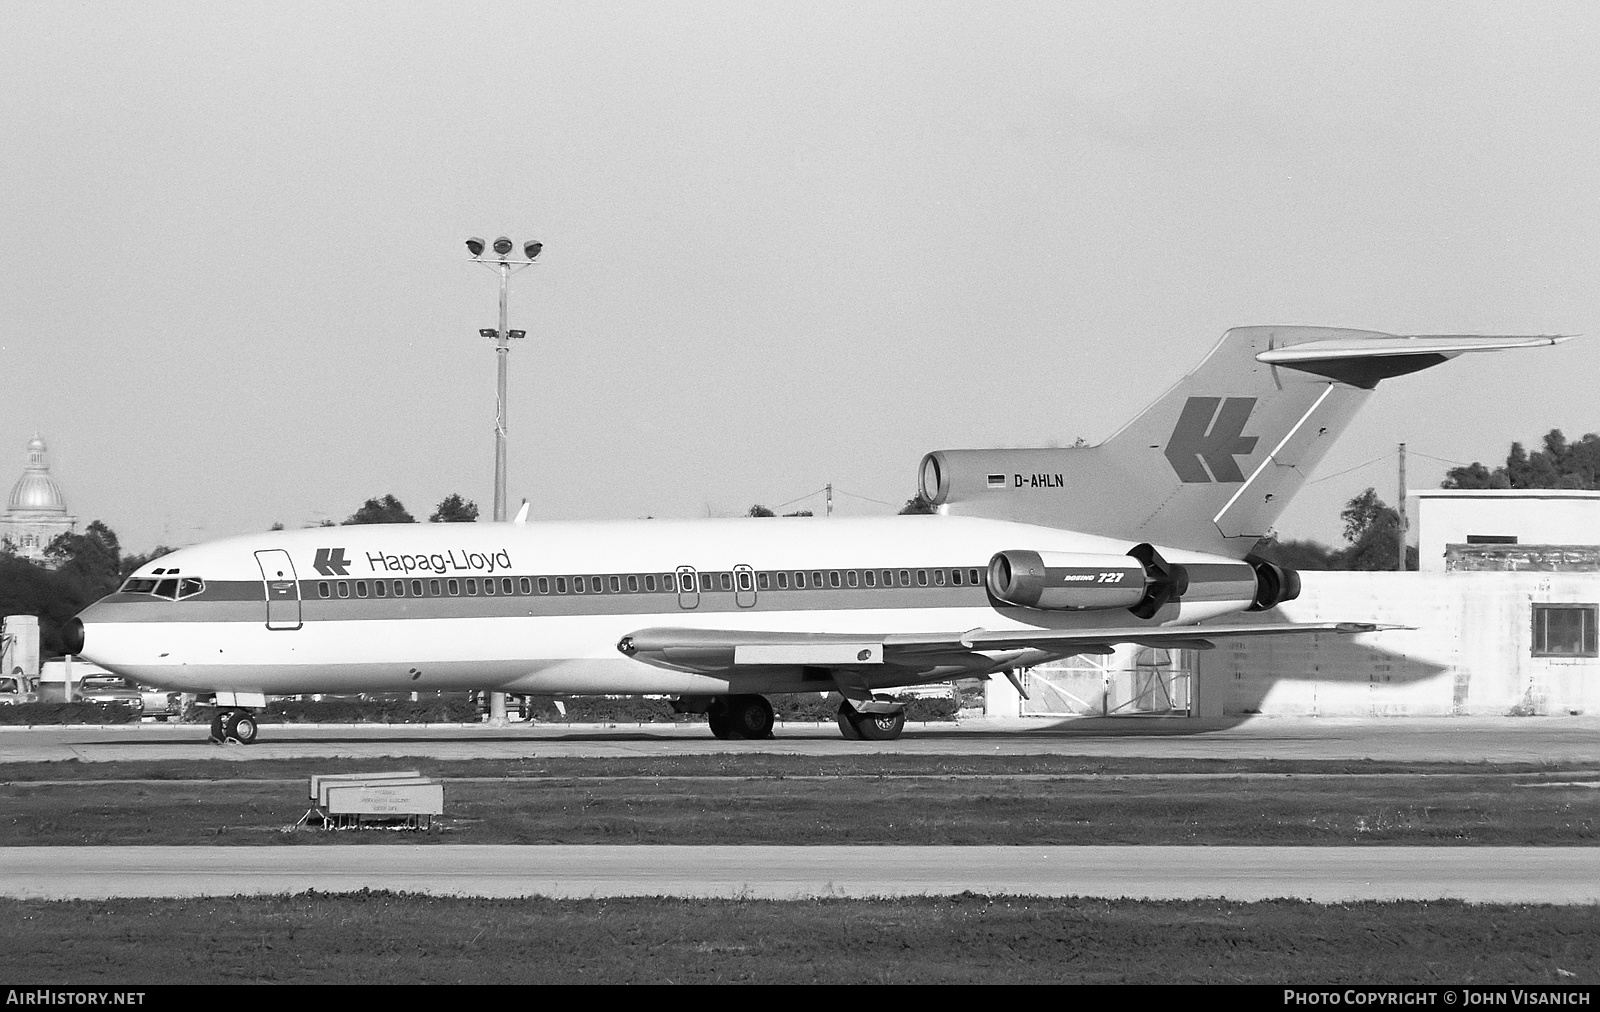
[313,548,351,576]
[1164,397,1259,483]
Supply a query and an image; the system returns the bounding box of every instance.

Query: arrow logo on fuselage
[1164,396,1259,483]
[313,548,351,577]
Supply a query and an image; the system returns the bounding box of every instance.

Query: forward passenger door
[254,550,302,631]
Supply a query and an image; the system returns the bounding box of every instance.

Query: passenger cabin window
[337,581,349,598]
[739,571,753,591]
[591,576,603,594]
[448,579,460,595]
[719,573,732,591]
[318,582,330,599]
[829,571,841,588]
[375,581,387,598]
[865,571,876,588]
[645,575,657,592]
[658,574,671,592]
[846,571,858,588]
[627,575,639,592]
[430,579,442,596]
[410,580,423,597]
[899,570,910,586]
[758,573,769,591]
[356,581,368,598]
[484,579,495,596]
[610,576,622,593]
[777,572,789,589]
[916,570,928,587]
[538,577,549,594]
[520,578,532,594]
[574,577,586,594]
[811,571,823,588]
[556,577,567,594]
[934,570,945,586]
[970,569,981,585]
[795,572,806,589]
[392,580,405,597]
[466,579,478,595]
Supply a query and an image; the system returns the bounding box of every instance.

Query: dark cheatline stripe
[94,561,1260,624]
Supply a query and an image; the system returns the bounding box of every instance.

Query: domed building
[1,437,78,564]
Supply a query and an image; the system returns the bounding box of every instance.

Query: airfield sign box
[324,782,444,816]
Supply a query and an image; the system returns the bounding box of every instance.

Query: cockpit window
[120,575,204,600]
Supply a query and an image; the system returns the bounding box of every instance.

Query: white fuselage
[73,515,1258,697]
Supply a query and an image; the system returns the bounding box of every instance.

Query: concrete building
[1412,488,1600,572]
[0,437,77,564]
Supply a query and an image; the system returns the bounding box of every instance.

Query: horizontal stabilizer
[1257,333,1572,387]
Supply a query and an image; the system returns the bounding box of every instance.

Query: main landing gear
[836,698,906,742]
[209,708,259,745]
[706,694,775,740]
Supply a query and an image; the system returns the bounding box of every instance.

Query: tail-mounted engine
[1244,556,1302,611]
[986,543,1189,619]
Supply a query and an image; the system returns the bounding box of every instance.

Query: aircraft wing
[618,621,1392,679]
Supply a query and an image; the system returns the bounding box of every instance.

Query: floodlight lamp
[523,241,542,260]
[479,328,499,338]
[492,236,514,257]
[508,329,526,340]
[465,237,486,257]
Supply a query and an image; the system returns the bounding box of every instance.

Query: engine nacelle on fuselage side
[987,544,1299,619]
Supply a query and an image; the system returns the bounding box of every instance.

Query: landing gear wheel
[725,694,774,739]
[707,703,736,740]
[855,707,905,742]
[837,699,905,741]
[836,703,863,740]
[208,713,225,743]
[230,713,259,745]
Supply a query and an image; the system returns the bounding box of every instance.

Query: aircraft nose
[62,617,85,655]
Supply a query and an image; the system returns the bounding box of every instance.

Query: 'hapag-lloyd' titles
[367,549,513,575]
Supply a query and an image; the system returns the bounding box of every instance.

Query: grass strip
[4,769,1598,845]
[1,893,1594,984]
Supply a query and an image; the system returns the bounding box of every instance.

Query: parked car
[0,673,39,705]
[75,675,144,713]
[138,686,181,721]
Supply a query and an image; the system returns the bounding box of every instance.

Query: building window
[1532,604,1598,657]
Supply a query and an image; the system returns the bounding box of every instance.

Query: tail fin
[919,326,1569,556]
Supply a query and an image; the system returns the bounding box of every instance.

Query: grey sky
[2,2,1596,553]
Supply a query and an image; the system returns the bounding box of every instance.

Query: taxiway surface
[3,715,1598,764]
[4,845,1596,903]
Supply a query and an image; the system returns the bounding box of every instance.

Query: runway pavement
[2,715,1598,764]
[3,845,1596,903]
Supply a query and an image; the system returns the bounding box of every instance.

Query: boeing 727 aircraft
[65,327,1566,743]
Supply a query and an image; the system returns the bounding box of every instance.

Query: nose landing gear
[209,708,259,745]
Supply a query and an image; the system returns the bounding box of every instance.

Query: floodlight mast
[465,235,542,524]
[465,234,542,725]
